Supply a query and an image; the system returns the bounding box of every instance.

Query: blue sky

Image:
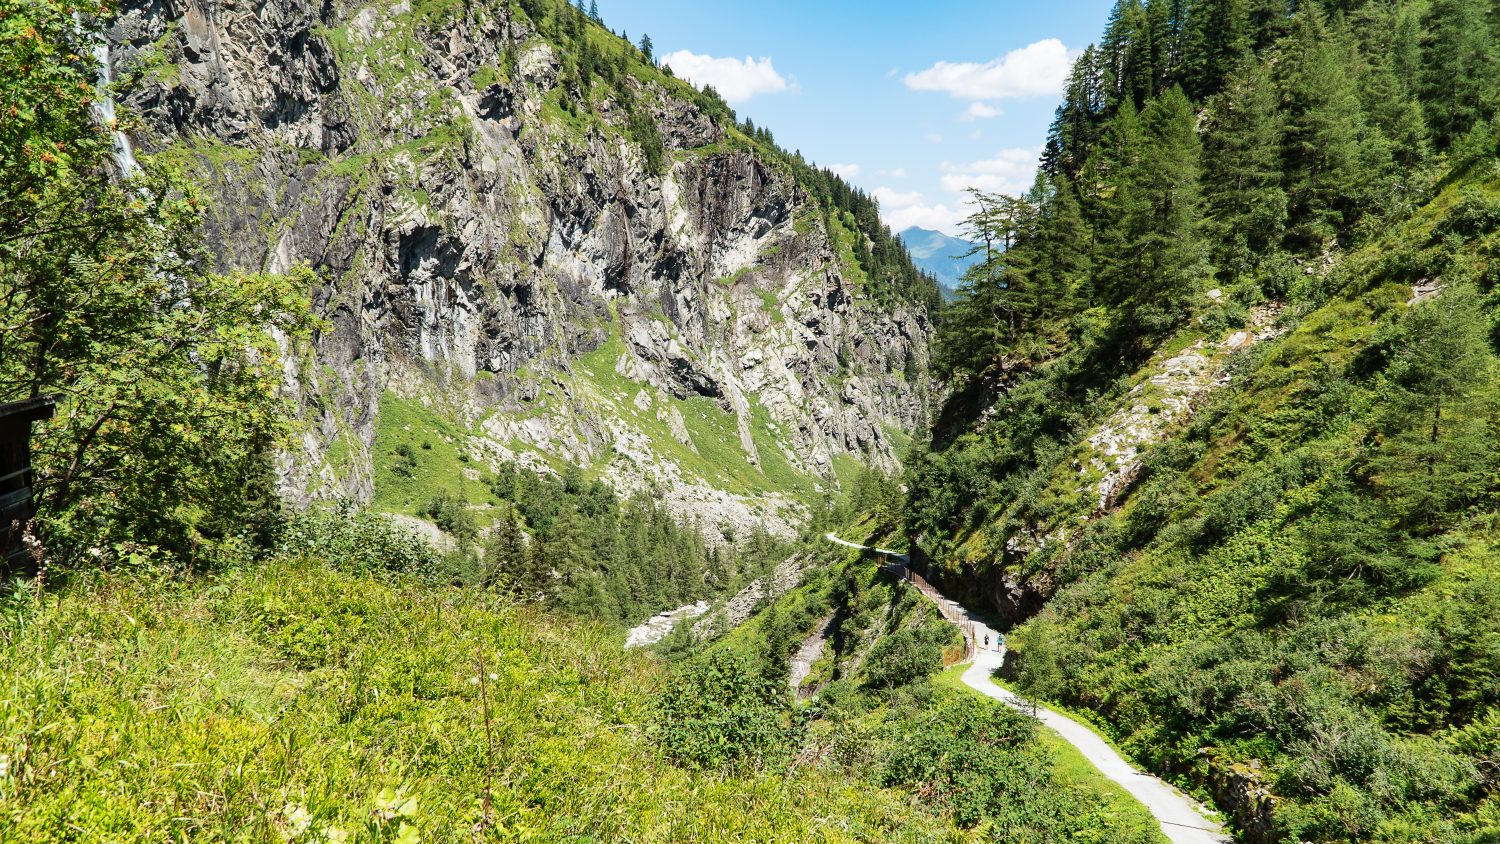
[597,0,1117,235]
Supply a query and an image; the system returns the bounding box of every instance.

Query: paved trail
[827,534,1231,844]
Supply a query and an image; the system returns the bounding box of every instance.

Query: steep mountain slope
[902,0,1500,840]
[3,554,973,842]
[103,0,936,539]
[899,226,980,296]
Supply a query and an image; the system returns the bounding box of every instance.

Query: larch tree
[1421,0,1500,149]
[1202,58,1287,280]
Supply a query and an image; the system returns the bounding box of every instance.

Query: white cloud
[874,187,925,208]
[878,167,909,179]
[960,102,1002,122]
[827,163,862,179]
[968,129,984,141]
[939,147,1041,196]
[874,187,968,236]
[661,51,791,103]
[905,39,1073,101]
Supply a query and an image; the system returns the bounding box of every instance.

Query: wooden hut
[1,397,56,571]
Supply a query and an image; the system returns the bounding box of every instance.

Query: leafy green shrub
[277,506,443,578]
[392,443,418,477]
[883,699,1047,829]
[861,627,943,690]
[655,650,799,772]
[1441,187,1500,238]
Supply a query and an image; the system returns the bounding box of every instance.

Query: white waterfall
[78,13,141,179]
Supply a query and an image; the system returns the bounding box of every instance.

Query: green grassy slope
[0,560,962,842]
[1000,163,1500,841]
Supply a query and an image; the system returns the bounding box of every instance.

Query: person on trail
[983,634,989,649]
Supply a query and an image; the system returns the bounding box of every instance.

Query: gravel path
[827,534,1231,844]
[962,650,1231,843]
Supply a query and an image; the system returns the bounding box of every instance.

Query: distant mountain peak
[898,227,980,296]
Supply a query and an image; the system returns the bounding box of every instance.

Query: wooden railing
[878,558,977,661]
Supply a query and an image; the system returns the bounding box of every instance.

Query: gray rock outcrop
[103,0,934,537]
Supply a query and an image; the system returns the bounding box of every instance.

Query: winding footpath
[826,534,1231,844]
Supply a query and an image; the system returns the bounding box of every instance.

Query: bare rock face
[106,0,934,537]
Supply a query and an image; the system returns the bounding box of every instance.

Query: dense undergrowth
[0,555,966,842]
[1006,166,1500,842]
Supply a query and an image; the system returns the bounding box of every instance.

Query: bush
[422,490,479,545]
[882,699,1041,828]
[861,627,944,690]
[655,650,799,772]
[277,505,444,578]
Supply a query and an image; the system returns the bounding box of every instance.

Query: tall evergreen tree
[483,505,527,590]
[1202,58,1287,280]
[1179,0,1249,100]
[1245,0,1290,52]
[1421,0,1500,149]
[1100,0,1155,108]
[1036,174,1093,325]
[1275,9,1366,250]
[1098,87,1207,332]
[1349,3,1428,176]
[1044,46,1107,177]
[1132,85,1207,324]
[1372,285,1498,532]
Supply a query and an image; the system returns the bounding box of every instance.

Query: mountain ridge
[105,0,939,541]
[898,225,980,295]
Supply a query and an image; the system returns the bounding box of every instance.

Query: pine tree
[1036,174,1092,323]
[1088,99,1142,306]
[483,505,527,590]
[1421,0,1500,149]
[1202,58,1286,280]
[1179,0,1249,100]
[1097,87,1206,333]
[639,33,654,63]
[1372,285,1498,532]
[1044,46,1106,177]
[1275,9,1367,251]
[589,0,600,22]
[1100,0,1154,108]
[1144,0,1182,98]
[1245,0,1290,52]
[1130,85,1207,326]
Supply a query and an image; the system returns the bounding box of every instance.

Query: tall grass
[0,560,955,842]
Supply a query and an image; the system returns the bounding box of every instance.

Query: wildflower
[0,754,10,778]
[488,673,498,681]
[467,676,480,686]
[282,803,312,838]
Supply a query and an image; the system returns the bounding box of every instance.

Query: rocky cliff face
[103,0,933,538]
